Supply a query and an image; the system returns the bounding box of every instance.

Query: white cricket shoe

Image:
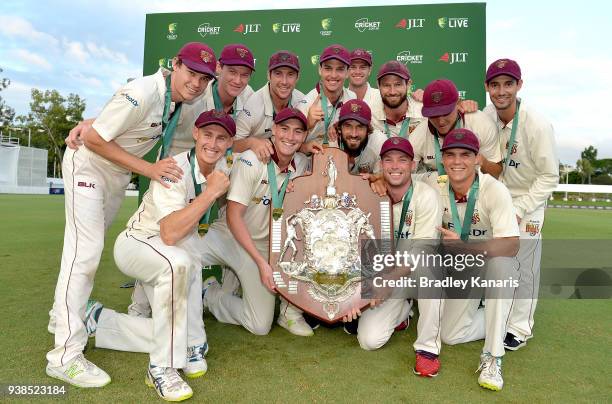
[46,354,111,388]
[182,343,208,379]
[146,365,193,402]
[477,352,504,391]
[277,313,314,337]
[84,300,103,337]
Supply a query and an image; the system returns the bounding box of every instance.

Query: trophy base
[314,272,347,286]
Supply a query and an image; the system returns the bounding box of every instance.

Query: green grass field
[0,195,610,403]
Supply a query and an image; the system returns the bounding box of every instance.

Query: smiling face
[348,59,371,87]
[339,119,368,152]
[379,74,409,109]
[485,74,523,111]
[318,59,348,94]
[428,103,460,136]
[271,118,307,160]
[191,124,233,167]
[381,150,415,188]
[268,66,299,101]
[218,64,253,98]
[441,148,478,183]
[170,59,213,102]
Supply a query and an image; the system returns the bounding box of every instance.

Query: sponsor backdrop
[144,3,485,102]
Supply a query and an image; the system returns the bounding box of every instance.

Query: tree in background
[0,67,15,128]
[580,145,598,163]
[19,89,85,177]
[576,158,594,184]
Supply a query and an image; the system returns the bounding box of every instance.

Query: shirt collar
[269,143,297,173]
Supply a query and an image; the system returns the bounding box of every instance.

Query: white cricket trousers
[94,231,205,368]
[357,263,444,354]
[47,147,130,367]
[507,207,545,341]
[198,225,276,335]
[440,256,519,357]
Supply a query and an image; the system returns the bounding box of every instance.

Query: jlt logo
[395,18,425,30]
[234,23,261,35]
[439,52,468,64]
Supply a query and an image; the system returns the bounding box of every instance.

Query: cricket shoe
[84,300,103,337]
[182,343,209,379]
[146,364,193,402]
[413,351,440,377]
[477,352,503,391]
[277,313,314,337]
[46,354,111,388]
[201,276,219,311]
[504,332,526,351]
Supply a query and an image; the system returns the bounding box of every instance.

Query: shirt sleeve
[412,182,442,239]
[487,180,520,238]
[235,99,259,140]
[513,119,560,218]
[472,111,502,163]
[227,152,261,206]
[150,178,189,224]
[92,86,146,142]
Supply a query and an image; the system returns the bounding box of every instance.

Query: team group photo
[1,1,610,403]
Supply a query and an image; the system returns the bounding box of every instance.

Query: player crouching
[84,110,234,401]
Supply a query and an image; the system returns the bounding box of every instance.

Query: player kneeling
[85,110,234,401]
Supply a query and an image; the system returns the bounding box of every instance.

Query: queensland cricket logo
[472,211,481,225]
[236,48,248,58]
[200,51,212,63]
[497,59,508,69]
[525,221,540,236]
[431,91,443,104]
[167,23,178,40]
[405,210,413,227]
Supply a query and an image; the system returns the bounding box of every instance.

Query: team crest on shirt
[236,48,248,58]
[471,210,480,224]
[431,91,443,104]
[261,179,269,184]
[525,221,541,236]
[405,210,413,226]
[506,141,519,155]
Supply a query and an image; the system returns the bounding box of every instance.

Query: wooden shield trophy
[269,148,393,323]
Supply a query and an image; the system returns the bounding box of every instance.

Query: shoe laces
[73,354,96,372]
[477,354,502,379]
[163,368,186,392]
[150,366,184,393]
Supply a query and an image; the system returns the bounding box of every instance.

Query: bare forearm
[480,159,502,178]
[160,191,219,245]
[232,138,252,153]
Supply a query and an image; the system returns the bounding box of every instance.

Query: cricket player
[46,42,217,388]
[84,110,234,401]
[370,61,424,138]
[298,44,356,146]
[410,79,502,181]
[348,48,381,108]
[483,59,559,350]
[233,50,305,161]
[437,128,520,391]
[353,138,443,374]
[199,107,313,336]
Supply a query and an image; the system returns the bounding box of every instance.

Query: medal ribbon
[395,184,414,248]
[160,74,183,159]
[448,175,480,241]
[384,118,410,139]
[320,83,340,145]
[266,161,291,218]
[211,81,235,169]
[503,100,521,171]
[190,148,219,234]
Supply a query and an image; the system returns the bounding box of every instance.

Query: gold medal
[272,207,283,221]
[198,223,209,236]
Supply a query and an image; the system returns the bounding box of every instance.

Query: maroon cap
[219,44,255,71]
[486,58,521,83]
[274,107,307,130]
[376,60,411,82]
[268,50,300,72]
[338,99,371,126]
[380,137,414,159]
[320,44,350,66]
[440,128,479,154]
[422,79,459,117]
[177,42,217,77]
[195,110,236,137]
[350,48,372,66]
